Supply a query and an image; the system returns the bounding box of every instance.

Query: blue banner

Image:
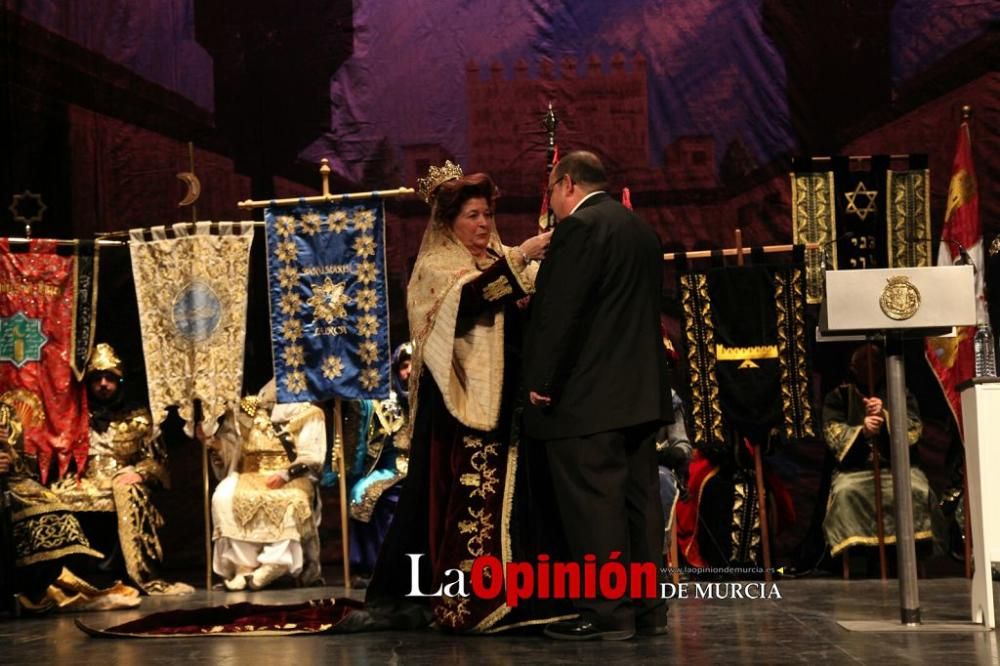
[265,200,390,403]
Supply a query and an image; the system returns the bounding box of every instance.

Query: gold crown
[87,343,123,377]
[416,160,464,203]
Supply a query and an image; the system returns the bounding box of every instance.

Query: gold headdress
[87,342,124,378]
[416,160,464,204]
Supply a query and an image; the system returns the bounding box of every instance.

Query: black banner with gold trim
[679,256,813,451]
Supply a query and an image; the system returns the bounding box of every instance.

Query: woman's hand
[114,471,143,487]
[519,231,553,262]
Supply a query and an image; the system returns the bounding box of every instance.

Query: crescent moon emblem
[177,172,202,207]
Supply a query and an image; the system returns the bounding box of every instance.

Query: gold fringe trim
[830,530,934,557]
[16,544,103,568]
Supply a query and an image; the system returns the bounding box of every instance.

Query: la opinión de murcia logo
[404,553,782,606]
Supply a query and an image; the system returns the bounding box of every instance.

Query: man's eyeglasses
[546,175,566,200]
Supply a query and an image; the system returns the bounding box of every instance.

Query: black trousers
[545,424,665,629]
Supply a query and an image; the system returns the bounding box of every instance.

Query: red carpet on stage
[76,598,367,638]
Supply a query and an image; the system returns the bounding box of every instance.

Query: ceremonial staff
[539,103,559,231]
[865,344,890,581]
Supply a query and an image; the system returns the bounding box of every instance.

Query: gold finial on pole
[961,105,972,121]
[320,158,332,198]
[235,156,414,209]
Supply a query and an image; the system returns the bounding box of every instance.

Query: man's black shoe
[543,619,634,641]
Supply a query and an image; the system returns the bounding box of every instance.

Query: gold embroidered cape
[406,209,534,432]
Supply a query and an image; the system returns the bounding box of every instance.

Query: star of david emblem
[844,182,878,221]
[8,191,47,228]
[0,312,49,368]
[307,277,350,324]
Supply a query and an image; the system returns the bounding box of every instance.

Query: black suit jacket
[523,192,671,440]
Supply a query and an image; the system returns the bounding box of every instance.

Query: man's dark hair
[553,151,609,192]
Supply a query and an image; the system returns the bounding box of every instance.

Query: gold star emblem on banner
[307,277,349,323]
[844,182,878,220]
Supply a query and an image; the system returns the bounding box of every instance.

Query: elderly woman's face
[451,196,492,257]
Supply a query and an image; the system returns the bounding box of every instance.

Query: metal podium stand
[820,265,988,632]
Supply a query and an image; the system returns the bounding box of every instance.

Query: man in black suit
[524,151,672,640]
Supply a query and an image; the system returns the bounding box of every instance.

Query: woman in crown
[365,162,570,632]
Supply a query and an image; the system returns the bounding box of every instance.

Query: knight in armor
[51,343,192,595]
[199,379,326,591]
[0,400,141,613]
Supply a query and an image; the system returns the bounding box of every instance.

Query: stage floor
[2,578,998,665]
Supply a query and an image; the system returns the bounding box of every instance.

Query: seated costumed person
[0,401,140,613]
[822,343,941,562]
[52,343,192,595]
[199,379,326,591]
[655,334,692,546]
[345,341,412,584]
[366,162,569,632]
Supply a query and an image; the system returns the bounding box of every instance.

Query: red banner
[925,119,980,436]
[0,239,89,483]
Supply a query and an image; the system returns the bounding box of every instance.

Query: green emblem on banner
[0,312,49,368]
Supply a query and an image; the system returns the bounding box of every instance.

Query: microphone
[906,235,976,274]
[815,231,855,269]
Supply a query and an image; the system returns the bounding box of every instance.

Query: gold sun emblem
[328,210,350,234]
[357,262,378,285]
[356,288,378,312]
[276,239,299,263]
[285,370,307,394]
[357,314,379,338]
[359,367,381,391]
[359,340,379,364]
[352,207,376,231]
[322,355,345,380]
[307,277,350,324]
[301,212,324,235]
[277,266,299,290]
[274,215,296,237]
[283,318,304,342]
[282,344,305,368]
[279,291,302,316]
[353,235,376,258]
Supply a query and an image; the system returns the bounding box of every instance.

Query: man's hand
[0,451,10,475]
[266,473,287,490]
[863,414,884,438]
[863,397,883,415]
[528,391,551,407]
[114,471,143,487]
